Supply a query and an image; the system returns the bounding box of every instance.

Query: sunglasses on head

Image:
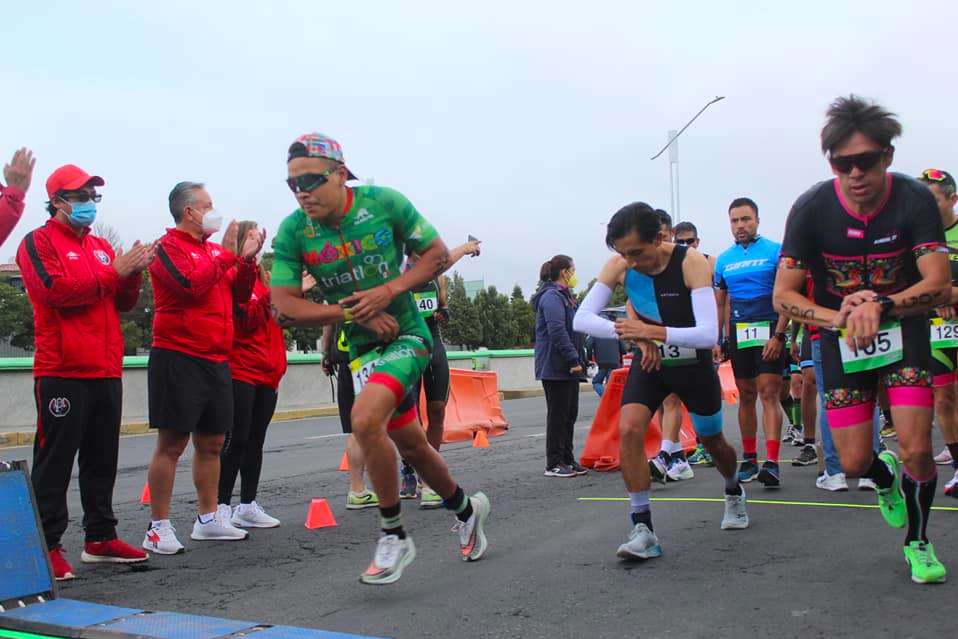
[828,148,888,174]
[674,237,697,246]
[57,191,102,203]
[921,169,950,183]
[285,166,339,194]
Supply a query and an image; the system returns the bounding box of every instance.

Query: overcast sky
[3,1,956,295]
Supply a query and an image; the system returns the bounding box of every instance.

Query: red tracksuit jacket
[16,218,141,378]
[0,184,25,248]
[230,278,288,390]
[149,228,256,362]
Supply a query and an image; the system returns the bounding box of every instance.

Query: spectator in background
[1,148,35,246]
[585,315,625,396]
[217,221,291,529]
[17,164,154,580]
[143,181,265,555]
[532,254,587,478]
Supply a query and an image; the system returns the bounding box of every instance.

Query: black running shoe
[791,444,818,466]
[757,461,781,488]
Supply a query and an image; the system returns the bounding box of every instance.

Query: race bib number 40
[930,317,958,349]
[735,321,770,349]
[414,291,438,317]
[838,321,903,373]
[350,349,382,394]
[655,342,698,367]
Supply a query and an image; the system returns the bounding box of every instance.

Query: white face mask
[200,211,222,234]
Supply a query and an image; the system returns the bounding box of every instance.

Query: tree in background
[475,285,516,349]
[0,282,34,350]
[581,277,627,307]
[121,271,153,353]
[92,222,122,252]
[444,272,482,349]
[510,284,535,348]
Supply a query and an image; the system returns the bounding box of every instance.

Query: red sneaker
[81,538,149,564]
[49,547,75,581]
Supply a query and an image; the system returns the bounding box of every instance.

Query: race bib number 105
[838,321,903,374]
[350,349,382,394]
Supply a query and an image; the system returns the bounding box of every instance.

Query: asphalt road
[2,394,954,639]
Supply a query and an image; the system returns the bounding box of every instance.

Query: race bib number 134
[350,349,382,394]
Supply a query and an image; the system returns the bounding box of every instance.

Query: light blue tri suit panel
[713,236,780,322]
[624,269,662,323]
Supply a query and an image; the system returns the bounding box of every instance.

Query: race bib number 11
[930,317,958,349]
[838,321,903,374]
[735,321,770,349]
[350,349,382,394]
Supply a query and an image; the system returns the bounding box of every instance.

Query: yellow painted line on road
[578,496,958,512]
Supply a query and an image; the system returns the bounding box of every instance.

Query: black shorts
[621,360,723,436]
[420,325,450,403]
[148,347,232,434]
[930,347,958,387]
[799,334,814,369]
[818,315,933,428]
[729,323,788,379]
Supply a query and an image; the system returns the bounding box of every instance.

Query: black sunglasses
[828,149,888,175]
[286,166,339,194]
[57,191,102,203]
[674,237,697,246]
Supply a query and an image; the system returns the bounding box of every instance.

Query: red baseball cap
[45,164,105,199]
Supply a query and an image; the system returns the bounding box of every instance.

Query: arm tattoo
[900,291,940,308]
[270,303,296,327]
[779,302,816,320]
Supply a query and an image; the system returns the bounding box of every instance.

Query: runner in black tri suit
[774,96,949,583]
[574,202,748,561]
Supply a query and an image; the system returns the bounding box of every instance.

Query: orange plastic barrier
[579,367,697,471]
[718,361,739,404]
[419,368,509,443]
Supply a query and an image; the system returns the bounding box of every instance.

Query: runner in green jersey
[270,133,490,585]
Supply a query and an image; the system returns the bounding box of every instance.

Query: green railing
[0,349,536,371]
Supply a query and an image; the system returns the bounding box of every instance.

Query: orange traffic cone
[305,498,338,529]
[338,451,349,472]
[472,430,489,449]
[140,482,151,506]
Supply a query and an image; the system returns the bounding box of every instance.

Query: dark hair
[605,202,661,249]
[820,95,902,155]
[728,197,758,216]
[540,254,573,282]
[46,195,60,217]
[168,181,205,223]
[654,208,672,231]
[673,221,698,237]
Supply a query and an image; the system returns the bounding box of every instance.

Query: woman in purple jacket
[532,255,587,478]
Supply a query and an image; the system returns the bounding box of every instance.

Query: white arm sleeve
[665,287,719,349]
[572,281,618,339]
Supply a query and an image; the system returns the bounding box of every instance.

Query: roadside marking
[526,433,546,438]
[305,433,348,440]
[577,496,958,512]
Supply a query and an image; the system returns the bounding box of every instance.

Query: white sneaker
[360,535,416,585]
[721,487,749,530]
[816,471,848,492]
[944,470,958,498]
[857,477,877,491]
[231,502,280,528]
[935,447,953,466]
[451,492,490,562]
[649,452,668,484]
[666,457,694,481]
[142,522,184,555]
[190,506,249,541]
[616,523,662,560]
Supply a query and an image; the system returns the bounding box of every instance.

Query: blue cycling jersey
[713,236,780,322]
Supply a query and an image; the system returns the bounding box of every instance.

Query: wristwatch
[874,295,894,318]
[774,332,788,342]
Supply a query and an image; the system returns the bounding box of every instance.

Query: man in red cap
[16,164,155,580]
[0,148,35,246]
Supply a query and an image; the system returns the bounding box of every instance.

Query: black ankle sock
[401,459,415,475]
[881,408,893,427]
[947,443,958,469]
[630,509,653,530]
[379,503,406,539]
[803,438,816,446]
[864,454,894,489]
[672,450,687,462]
[443,486,474,522]
[724,477,743,496]
[902,471,937,544]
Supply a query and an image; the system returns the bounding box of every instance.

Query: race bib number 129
[930,317,958,350]
[838,321,903,373]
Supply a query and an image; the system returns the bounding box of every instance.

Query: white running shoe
[944,470,958,498]
[649,452,668,484]
[452,492,490,562]
[142,522,185,555]
[190,506,249,541]
[816,471,848,492]
[616,523,662,560]
[360,535,416,585]
[857,477,877,491]
[666,457,694,482]
[935,447,953,466]
[721,487,749,530]
[231,502,280,528]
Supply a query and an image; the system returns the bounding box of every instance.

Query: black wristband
[775,332,787,341]
[874,295,894,319]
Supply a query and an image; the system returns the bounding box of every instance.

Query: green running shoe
[903,541,947,584]
[876,451,906,529]
[419,486,443,510]
[346,490,379,510]
[688,444,714,466]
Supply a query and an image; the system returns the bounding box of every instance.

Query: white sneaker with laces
[452,491,490,561]
[231,502,280,528]
[935,447,953,466]
[857,477,877,491]
[721,487,749,530]
[191,506,249,541]
[360,534,416,585]
[142,522,185,555]
[944,470,958,497]
[616,523,662,560]
[666,457,694,481]
[816,471,848,492]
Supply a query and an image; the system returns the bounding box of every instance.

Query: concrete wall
[0,352,538,430]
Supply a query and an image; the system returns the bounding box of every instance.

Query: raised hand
[113,241,152,278]
[3,148,35,193]
[221,221,239,256]
[240,227,266,259]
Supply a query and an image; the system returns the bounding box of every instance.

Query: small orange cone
[305,498,338,529]
[338,451,349,472]
[140,482,151,506]
[472,430,489,449]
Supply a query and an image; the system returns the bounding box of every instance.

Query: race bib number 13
[350,349,382,394]
[838,321,903,373]
[930,317,958,349]
[655,342,698,367]
[735,321,770,349]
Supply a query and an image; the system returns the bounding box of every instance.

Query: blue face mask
[67,201,97,228]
